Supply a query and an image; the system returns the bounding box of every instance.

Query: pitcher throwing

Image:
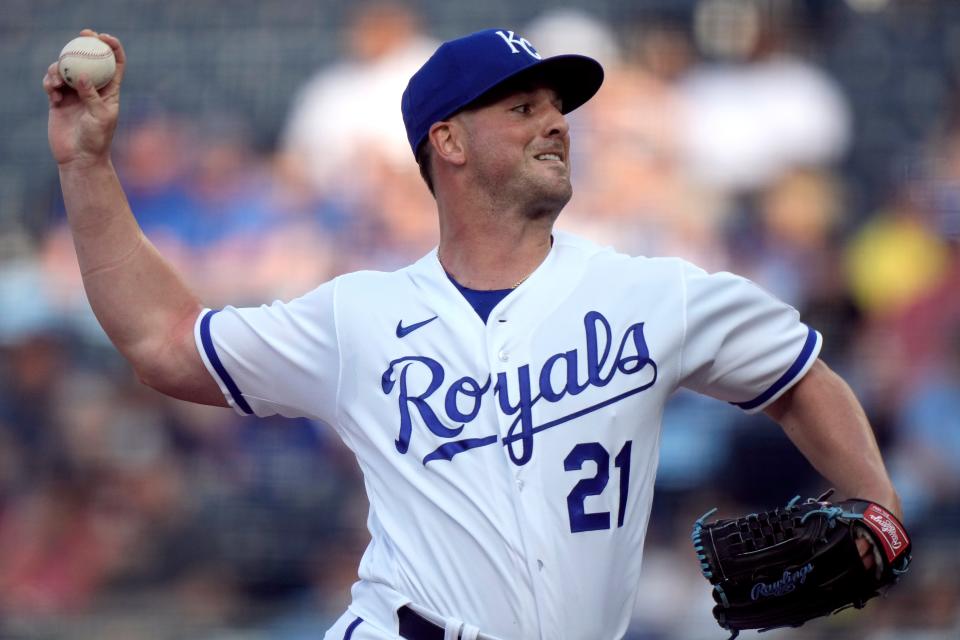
[44,27,905,640]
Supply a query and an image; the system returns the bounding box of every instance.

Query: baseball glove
[690,491,911,638]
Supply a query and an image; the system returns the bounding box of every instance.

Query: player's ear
[429,121,466,167]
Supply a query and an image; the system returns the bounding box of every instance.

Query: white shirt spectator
[281,8,436,193]
[678,55,851,191]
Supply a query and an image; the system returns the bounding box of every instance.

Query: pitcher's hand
[44,30,126,168]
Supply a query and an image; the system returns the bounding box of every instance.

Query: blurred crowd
[2,1,960,638]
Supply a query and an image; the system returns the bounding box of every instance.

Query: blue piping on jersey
[344,616,363,639]
[732,326,818,411]
[200,309,254,415]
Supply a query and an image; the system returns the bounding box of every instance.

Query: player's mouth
[533,151,565,165]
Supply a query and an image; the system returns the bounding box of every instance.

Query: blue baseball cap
[401,28,604,156]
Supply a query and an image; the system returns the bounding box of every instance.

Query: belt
[398,605,445,640]
[397,605,488,640]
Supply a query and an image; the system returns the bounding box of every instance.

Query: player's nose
[532,86,569,139]
[542,103,569,139]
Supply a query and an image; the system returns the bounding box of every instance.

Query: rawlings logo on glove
[691,491,911,639]
[750,564,813,600]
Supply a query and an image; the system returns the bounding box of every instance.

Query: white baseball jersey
[194,231,821,640]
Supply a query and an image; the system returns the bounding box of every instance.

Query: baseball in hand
[58,36,116,90]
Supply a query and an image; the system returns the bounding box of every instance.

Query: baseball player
[45,28,901,640]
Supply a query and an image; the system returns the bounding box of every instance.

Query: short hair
[415,140,435,196]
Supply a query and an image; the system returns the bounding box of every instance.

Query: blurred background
[2,0,959,638]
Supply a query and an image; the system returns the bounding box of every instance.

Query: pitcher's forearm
[59,159,203,362]
[60,157,142,271]
[766,360,901,518]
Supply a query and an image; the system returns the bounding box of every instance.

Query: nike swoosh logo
[396,315,438,338]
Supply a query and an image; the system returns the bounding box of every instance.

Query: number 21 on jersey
[564,440,633,533]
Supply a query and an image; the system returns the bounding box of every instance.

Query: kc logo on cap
[401,28,604,157]
[494,30,542,60]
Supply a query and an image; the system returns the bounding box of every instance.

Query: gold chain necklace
[439,253,539,290]
[511,272,532,289]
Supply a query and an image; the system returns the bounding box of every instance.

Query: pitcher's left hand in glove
[691,491,911,638]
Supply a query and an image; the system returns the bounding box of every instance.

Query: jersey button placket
[489,324,558,637]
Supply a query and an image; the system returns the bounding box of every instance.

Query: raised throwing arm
[44,30,225,406]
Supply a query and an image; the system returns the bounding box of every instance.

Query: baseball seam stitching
[59,51,113,60]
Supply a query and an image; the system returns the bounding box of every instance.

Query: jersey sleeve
[677,262,822,413]
[193,279,341,422]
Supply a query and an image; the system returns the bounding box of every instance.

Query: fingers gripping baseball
[45,29,126,167]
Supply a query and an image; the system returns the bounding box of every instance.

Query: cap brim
[464,53,604,117]
[526,54,605,115]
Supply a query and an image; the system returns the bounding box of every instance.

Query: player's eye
[511,103,532,114]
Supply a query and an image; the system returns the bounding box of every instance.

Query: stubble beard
[471,145,574,222]
[509,163,573,222]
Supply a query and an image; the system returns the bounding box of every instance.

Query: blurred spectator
[278,1,437,196]
[677,0,851,193]
[889,324,960,522]
[276,1,440,270]
[525,8,622,70]
[175,115,340,304]
[47,112,346,307]
[113,114,196,250]
[887,109,960,376]
[844,186,949,318]
[730,167,846,308]
[0,478,110,615]
[0,370,174,617]
[547,11,729,268]
[0,332,69,488]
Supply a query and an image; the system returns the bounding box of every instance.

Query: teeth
[536,153,561,161]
